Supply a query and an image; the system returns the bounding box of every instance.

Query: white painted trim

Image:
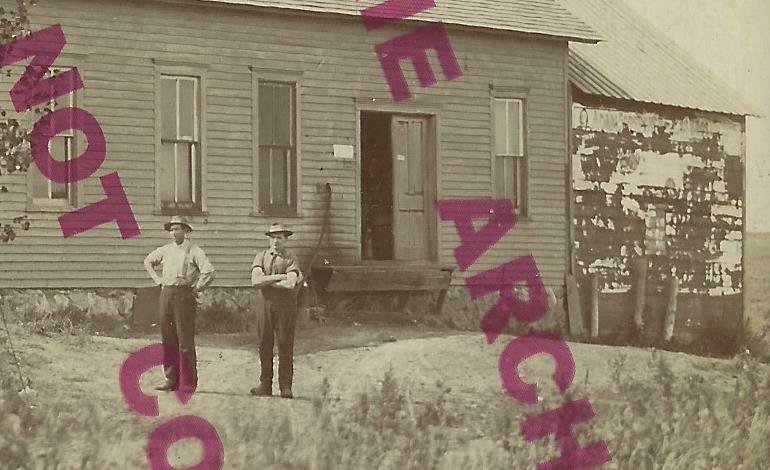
[250,68,303,216]
[153,61,209,213]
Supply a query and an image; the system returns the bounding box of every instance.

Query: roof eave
[170,0,603,44]
[572,86,762,119]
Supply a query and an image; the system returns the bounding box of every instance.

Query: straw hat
[164,215,193,232]
[265,222,293,237]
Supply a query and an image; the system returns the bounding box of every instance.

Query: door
[391,115,430,261]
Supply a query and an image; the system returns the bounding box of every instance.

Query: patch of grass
[0,374,147,469]
[1,322,145,469]
[740,321,770,363]
[2,329,768,468]
[212,352,769,469]
[588,350,770,469]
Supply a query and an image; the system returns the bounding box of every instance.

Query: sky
[623,0,770,232]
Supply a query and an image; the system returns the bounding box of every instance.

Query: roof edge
[611,1,760,118]
[571,85,763,119]
[185,0,603,43]
[563,0,760,118]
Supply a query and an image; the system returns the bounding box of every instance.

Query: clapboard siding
[0,0,569,289]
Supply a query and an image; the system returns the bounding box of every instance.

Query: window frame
[25,59,86,212]
[491,87,529,218]
[251,67,302,217]
[153,61,208,216]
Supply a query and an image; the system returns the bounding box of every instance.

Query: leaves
[0,1,36,178]
[0,217,29,243]
[0,2,38,243]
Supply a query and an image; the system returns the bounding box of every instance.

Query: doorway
[360,111,436,262]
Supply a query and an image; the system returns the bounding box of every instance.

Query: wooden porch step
[312,265,452,292]
[310,264,455,314]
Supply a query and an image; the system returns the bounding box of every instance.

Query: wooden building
[0,0,754,346]
[0,0,598,295]
[562,0,755,344]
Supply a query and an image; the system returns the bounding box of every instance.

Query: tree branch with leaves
[0,0,39,243]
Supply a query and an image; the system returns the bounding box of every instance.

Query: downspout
[565,48,576,277]
[305,182,333,308]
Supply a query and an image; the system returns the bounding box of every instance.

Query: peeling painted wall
[572,104,744,296]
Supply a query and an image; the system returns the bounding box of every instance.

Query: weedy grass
[2,337,768,469]
[590,350,770,470]
[0,378,148,469]
[214,354,769,470]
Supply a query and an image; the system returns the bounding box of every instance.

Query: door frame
[355,98,443,265]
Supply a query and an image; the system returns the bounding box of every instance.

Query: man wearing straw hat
[250,222,303,399]
[143,215,215,393]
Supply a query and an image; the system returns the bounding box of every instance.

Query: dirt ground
[9,315,757,469]
[6,232,768,468]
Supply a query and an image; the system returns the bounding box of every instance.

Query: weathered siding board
[0,0,569,289]
[571,100,744,296]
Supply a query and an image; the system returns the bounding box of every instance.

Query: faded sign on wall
[572,104,743,296]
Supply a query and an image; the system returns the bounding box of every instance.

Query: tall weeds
[1,337,768,468]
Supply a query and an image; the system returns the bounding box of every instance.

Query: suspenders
[179,243,194,282]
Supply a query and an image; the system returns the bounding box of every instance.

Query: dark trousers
[159,286,197,387]
[258,289,298,390]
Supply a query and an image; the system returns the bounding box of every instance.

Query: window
[493,97,527,215]
[159,74,201,212]
[257,80,297,214]
[29,67,78,208]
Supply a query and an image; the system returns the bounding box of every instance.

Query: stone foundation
[322,285,567,334]
[441,285,567,334]
[0,289,134,323]
[0,284,567,336]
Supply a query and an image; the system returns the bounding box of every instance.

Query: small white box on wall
[333,144,354,160]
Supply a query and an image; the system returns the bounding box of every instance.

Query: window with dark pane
[30,68,76,204]
[493,97,527,215]
[258,81,296,213]
[160,75,201,212]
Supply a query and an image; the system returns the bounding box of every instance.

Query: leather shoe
[250,383,272,397]
[154,382,177,392]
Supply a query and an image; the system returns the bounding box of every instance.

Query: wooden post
[590,272,600,338]
[663,276,680,342]
[565,274,583,336]
[433,288,448,316]
[633,257,648,331]
[432,268,453,315]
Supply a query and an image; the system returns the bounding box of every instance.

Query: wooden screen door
[391,115,431,261]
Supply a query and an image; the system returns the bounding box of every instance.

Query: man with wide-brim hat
[144,215,215,393]
[163,215,193,232]
[250,222,303,399]
[264,222,293,237]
